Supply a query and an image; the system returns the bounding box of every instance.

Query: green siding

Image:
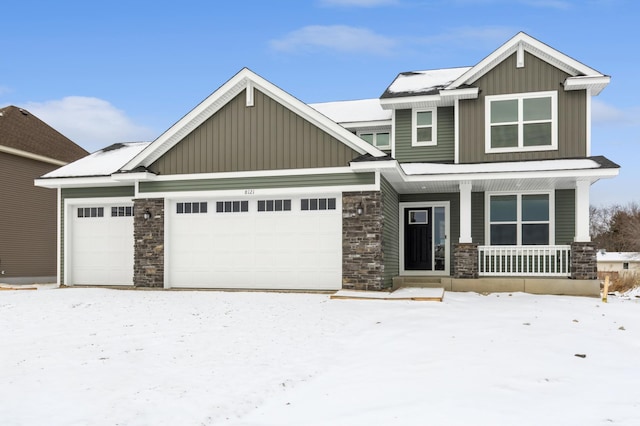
[59,186,135,284]
[399,192,460,272]
[139,172,374,193]
[381,176,399,288]
[394,107,455,163]
[555,189,575,244]
[471,192,485,245]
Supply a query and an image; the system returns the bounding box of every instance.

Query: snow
[402,158,602,175]
[41,142,150,178]
[309,99,391,124]
[1,288,639,425]
[597,251,640,262]
[386,67,471,95]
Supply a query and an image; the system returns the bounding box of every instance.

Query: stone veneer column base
[453,243,479,279]
[133,198,164,288]
[570,241,597,280]
[342,191,384,291]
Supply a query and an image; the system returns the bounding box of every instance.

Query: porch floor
[331,287,444,302]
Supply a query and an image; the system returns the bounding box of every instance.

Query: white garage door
[68,203,134,286]
[168,195,342,290]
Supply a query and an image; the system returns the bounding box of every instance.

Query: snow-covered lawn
[1,288,639,426]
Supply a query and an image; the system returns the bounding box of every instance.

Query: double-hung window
[488,193,551,245]
[412,108,437,146]
[485,91,557,153]
[358,131,390,149]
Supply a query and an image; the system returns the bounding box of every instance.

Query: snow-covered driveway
[1,288,638,425]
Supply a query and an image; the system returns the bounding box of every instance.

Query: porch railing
[478,245,571,277]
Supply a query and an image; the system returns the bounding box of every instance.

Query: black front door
[404,208,432,270]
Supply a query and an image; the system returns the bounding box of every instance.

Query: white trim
[586,88,592,157]
[341,119,391,129]
[35,176,132,189]
[380,88,478,110]
[0,144,68,166]
[399,201,450,276]
[412,108,437,147]
[574,180,591,242]
[391,109,396,159]
[56,187,62,286]
[485,91,558,154]
[164,197,171,289]
[459,182,472,243]
[147,166,360,182]
[563,76,610,96]
[484,190,555,246]
[516,42,525,68]
[454,98,460,164]
[246,81,254,107]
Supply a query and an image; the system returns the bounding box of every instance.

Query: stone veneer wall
[342,191,384,290]
[453,243,479,279]
[134,198,164,287]
[570,241,597,280]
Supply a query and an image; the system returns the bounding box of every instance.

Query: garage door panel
[169,196,341,290]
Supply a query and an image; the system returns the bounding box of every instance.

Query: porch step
[392,276,444,291]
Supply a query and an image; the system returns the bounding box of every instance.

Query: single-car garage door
[68,203,134,286]
[167,195,342,290]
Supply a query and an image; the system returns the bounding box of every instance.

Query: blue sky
[1,0,637,206]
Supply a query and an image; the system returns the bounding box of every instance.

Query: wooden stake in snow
[603,275,610,303]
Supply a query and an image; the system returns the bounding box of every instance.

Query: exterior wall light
[356,203,364,216]
[143,209,151,220]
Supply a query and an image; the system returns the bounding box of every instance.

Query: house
[597,251,640,277]
[0,105,88,284]
[35,32,619,296]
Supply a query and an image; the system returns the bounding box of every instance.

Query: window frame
[485,191,555,246]
[357,130,391,149]
[485,91,558,154]
[412,108,437,147]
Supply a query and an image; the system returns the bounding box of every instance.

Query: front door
[402,204,448,274]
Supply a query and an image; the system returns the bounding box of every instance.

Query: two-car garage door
[167,195,342,290]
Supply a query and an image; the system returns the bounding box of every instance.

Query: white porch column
[574,180,591,242]
[459,181,473,243]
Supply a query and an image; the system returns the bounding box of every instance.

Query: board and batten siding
[381,176,399,287]
[149,89,360,175]
[394,107,455,163]
[459,51,587,163]
[555,189,575,245]
[59,186,135,284]
[0,152,58,280]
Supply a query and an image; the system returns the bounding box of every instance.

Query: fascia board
[380,94,442,109]
[402,167,619,183]
[564,76,611,95]
[34,176,127,189]
[447,32,604,90]
[349,160,399,172]
[0,144,67,167]
[341,119,392,129]
[111,172,158,182]
[439,87,479,99]
[146,166,356,182]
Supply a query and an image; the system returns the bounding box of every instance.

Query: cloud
[269,25,397,55]
[0,85,12,96]
[592,99,640,126]
[415,26,519,50]
[24,96,157,153]
[453,0,571,7]
[318,0,398,6]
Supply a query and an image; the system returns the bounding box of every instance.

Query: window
[301,198,336,211]
[258,199,291,212]
[623,262,629,270]
[485,91,557,153]
[359,131,390,149]
[216,200,248,213]
[488,193,551,245]
[177,202,208,214]
[111,206,133,217]
[412,108,437,146]
[408,210,429,224]
[77,207,104,218]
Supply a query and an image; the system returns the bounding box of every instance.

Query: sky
[1,0,638,206]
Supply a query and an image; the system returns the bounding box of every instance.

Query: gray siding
[139,172,375,193]
[459,51,587,163]
[394,107,455,163]
[471,192,485,245]
[381,176,399,287]
[60,186,135,284]
[399,193,460,272]
[150,89,360,174]
[555,189,575,245]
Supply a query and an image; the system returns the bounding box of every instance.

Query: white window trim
[412,108,437,147]
[485,91,558,154]
[484,191,555,246]
[356,130,391,150]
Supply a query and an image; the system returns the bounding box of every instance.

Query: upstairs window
[485,91,557,153]
[359,131,390,149]
[488,193,551,246]
[412,108,437,146]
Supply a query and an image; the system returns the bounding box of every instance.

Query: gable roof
[447,32,610,95]
[0,105,88,164]
[122,68,386,172]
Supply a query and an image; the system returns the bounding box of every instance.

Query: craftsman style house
[1,106,87,284]
[36,33,618,295]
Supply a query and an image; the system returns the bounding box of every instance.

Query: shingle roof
[0,105,88,163]
[380,67,471,99]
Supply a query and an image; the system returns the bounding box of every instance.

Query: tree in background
[591,203,640,252]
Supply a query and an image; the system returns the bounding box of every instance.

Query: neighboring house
[0,105,88,284]
[35,32,619,296]
[597,252,640,276]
